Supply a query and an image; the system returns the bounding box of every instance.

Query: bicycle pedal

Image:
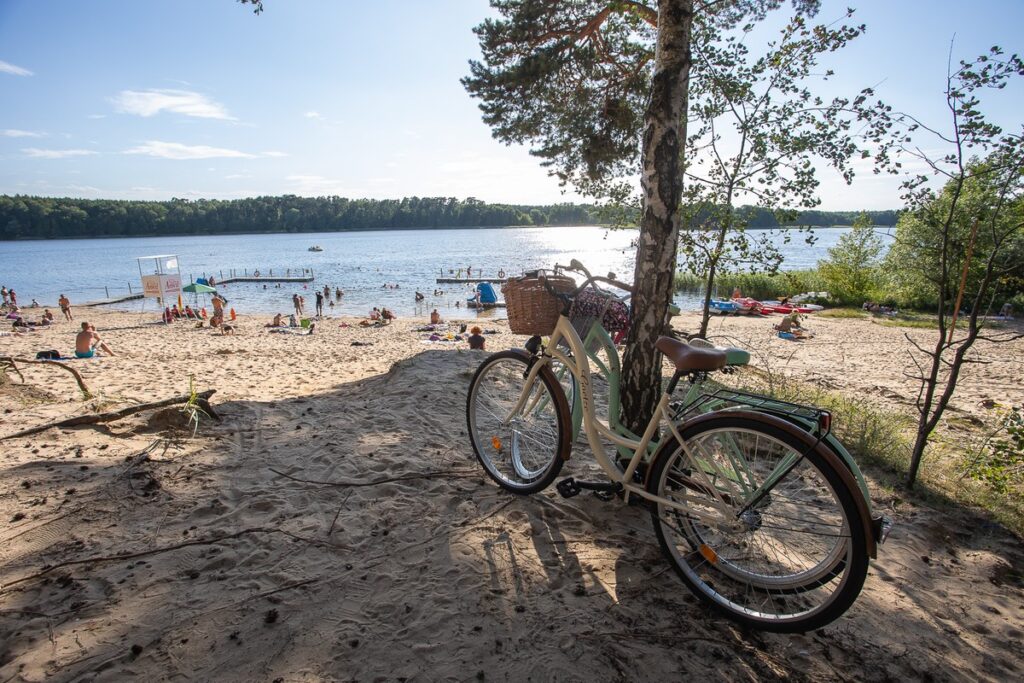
[556,477,582,498]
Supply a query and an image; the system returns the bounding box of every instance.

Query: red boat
[733,297,775,315]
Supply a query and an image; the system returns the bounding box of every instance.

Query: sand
[1,308,1022,681]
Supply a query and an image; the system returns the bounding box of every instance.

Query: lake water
[0,226,887,318]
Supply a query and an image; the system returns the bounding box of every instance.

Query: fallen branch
[0,357,25,384]
[0,355,91,398]
[0,389,217,440]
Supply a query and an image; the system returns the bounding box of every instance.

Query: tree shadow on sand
[1,350,1021,681]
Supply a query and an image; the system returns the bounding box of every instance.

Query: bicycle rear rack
[673,388,834,439]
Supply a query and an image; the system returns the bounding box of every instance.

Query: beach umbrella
[183,282,217,308]
[182,283,217,294]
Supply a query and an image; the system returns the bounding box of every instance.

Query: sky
[0,0,1021,211]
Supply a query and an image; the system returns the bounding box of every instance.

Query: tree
[818,212,884,304]
[876,48,1024,488]
[679,11,884,337]
[463,0,824,433]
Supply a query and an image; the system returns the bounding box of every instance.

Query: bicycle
[466,261,888,632]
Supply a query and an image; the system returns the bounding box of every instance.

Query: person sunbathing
[265,313,286,328]
[75,322,115,358]
[774,312,812,339]
[430,308,442,325]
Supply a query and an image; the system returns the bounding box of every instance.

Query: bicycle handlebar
[552,262,634,296]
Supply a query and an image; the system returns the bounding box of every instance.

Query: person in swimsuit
[468,326,485,350]
[59,294,73,321]
[75,322,114,358]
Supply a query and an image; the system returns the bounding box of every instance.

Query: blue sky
[0,0,1021,210]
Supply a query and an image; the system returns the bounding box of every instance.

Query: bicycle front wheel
[647,414,869,632]
[466,350,570,494]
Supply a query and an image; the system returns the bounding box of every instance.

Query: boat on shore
[709,299,754,315]
[761,300,820,314]
[732,297,774,315]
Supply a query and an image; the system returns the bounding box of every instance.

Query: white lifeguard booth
[137,255,182,311]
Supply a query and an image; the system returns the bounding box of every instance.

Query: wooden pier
[84,293,144,307]
[436,277,507,284]
[217,275,313,284]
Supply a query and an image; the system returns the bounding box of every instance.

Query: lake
[0,226,888,317]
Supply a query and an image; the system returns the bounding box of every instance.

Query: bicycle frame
[510,314,744,526]
[553,317,874,511]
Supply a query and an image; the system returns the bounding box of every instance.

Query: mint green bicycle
[466,260,889,632]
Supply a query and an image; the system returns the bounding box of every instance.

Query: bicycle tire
[647,412,869,632]
[466,350,570,494]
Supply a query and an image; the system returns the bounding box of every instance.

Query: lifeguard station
[136,254,182,315]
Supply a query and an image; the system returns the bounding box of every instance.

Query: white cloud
[112,89,235,120]
[0,60,33,76]
[124,141,257,160]
[262,150,288,157]
[23,148,98,159]
[224,173,251,179]
[304,111,323,119]
[87,114,107,120]
[3,129,44,138]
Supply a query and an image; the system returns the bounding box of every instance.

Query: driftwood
[0,389,217,440]
[0,355,92,398]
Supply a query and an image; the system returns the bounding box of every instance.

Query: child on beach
[468,326,485,350]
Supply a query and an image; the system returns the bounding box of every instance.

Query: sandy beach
[2,308,1022,681]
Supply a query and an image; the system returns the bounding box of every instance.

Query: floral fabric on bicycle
[569,287,630,335]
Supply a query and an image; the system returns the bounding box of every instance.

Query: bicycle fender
[653,409,878,560]
[508,348,574,461]
[750,410,873,514]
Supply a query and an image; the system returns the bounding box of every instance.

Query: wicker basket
[502,272,577,335]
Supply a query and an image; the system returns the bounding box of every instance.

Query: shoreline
[0,223,887,243]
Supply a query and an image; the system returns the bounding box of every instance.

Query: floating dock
[217,275,313,284]
[84,293,144,307]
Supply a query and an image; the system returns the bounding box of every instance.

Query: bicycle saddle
[656,336,727,372]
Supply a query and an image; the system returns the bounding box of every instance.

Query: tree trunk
[620,0,694,435]
[698,257,718,338]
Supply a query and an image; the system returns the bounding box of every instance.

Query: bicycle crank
[556,477,622,499]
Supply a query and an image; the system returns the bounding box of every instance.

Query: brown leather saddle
[655,336,727,372]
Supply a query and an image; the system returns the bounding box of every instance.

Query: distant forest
[0,195,899,240]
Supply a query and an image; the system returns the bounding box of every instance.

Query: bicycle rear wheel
[647,414,869,632]
[466,350,570,494]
